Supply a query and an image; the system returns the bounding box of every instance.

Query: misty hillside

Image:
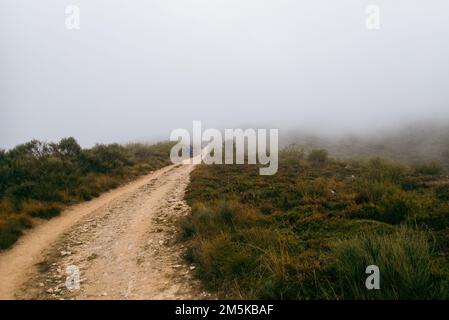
[282,123,449,170]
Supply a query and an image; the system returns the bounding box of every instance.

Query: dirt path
[0,163,207,300]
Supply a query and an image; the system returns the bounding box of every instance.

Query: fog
[1,0,448,149]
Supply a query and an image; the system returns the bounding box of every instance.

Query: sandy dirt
[0,163,208,300]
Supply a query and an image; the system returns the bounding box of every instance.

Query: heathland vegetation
[282,124,449,171]
[181,147,449,299]
[0,138,173,249]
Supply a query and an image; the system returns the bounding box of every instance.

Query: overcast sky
[1,0,448,149]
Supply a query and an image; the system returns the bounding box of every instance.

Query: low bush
[354,180,399,204]
[364,158,409,183]
[182,147,449,299]
[378,190,418,224]
[0,216,32,250]
[29,206,61,219]
[0,138,174,250]
[436,185,449,201]
[307,149,328,165]
[332,227,447,299]
[413,162,444,175]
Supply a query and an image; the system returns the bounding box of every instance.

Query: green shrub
[378,190,418,224]
[0,217,32,250]
[416,208,449,230]
[354,181,419,224]
[180,201,265,240]
[29,206,61,219]
[180,203,232,239]
[332,227,447,299]
[436,185,449,201]
[82,144,133,174]
[0,138,174,249]
[354,180,399,204]
[56,137,82,158]
[194,234,257,288]
[297,178,330,198]
[364,158,409,183]
[279,146,305,165]
[307,149,328,165]
[413,162,444,175]
[183,148,449,300]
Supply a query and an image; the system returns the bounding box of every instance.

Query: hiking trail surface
[0,163,209,300]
